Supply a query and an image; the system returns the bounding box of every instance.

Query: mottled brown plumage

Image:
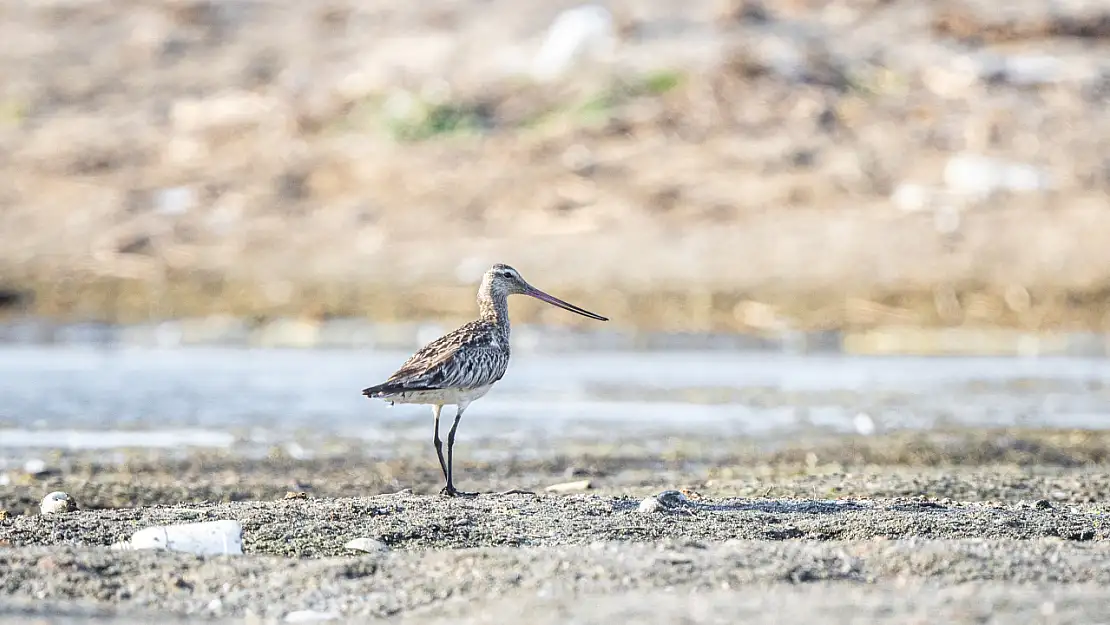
[361,263,608,497]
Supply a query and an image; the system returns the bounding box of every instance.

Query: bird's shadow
[611,498,877,515]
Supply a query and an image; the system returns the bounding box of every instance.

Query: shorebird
[361,264,609,497]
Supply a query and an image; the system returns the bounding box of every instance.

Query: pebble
[657,490,691,508]
[154,186,196,216]
[40,491,77,515]
[639,489,692,513]
[943,153,1054,200]
[545,479,593,493]
[23,458,48,476]
[853,412,876,436]
[531,4,616,81]
[344,537,390,554]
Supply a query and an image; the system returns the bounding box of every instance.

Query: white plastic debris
[284,610,341,623]
[114,519,243,555]
[344,537,390,553]
[40,491,77,515]
[531,5,616,81]
[544,479,593,493]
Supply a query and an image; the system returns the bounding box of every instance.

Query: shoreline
[3,314,1110,357]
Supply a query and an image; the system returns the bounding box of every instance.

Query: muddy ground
[1,429,1109,623]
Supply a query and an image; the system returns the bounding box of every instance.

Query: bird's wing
[378,323,508,392]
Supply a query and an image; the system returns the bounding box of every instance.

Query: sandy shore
[2,430,1109,623]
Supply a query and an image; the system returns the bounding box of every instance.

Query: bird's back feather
[362,320,509,398]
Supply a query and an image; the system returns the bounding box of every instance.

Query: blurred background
[2,0,1110,500]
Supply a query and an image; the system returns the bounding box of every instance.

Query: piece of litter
[119,519,243,555]
[544,479,593,493]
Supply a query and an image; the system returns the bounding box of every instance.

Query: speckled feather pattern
[366,319,510,398]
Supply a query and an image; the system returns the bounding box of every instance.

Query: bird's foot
[439,485,478,498]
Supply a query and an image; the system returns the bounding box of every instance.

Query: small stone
[40,491,77,515]
[640,490,697,514]
[531,4,616,81]
[656,490,690,508]
[943,153,1054,200]
[344,537,390,553]
[0,510,8,520]
[853,412,876,436]
[284,491,308,500]
[1035,499,1053,510]
[23,458,48,476]
[544,479,593,493]
[155,186,196,216]
[890,183,936,213]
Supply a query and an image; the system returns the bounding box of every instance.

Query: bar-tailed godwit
[362,263,608,497]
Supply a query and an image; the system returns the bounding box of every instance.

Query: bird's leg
[431,404,449,488]
[441,404,477,497]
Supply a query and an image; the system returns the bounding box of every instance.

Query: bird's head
[481,263,608,321]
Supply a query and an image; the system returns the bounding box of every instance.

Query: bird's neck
[477,289,510,333]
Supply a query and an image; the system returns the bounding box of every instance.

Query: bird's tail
[361,383,394,398]
[362,381,435,398]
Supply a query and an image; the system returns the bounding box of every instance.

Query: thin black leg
[441,406,476,497]
[432,405,449,486]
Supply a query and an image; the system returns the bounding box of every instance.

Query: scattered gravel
[1,536,1109,622]
[2,430,1109,622]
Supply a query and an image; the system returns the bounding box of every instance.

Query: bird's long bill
[524,286,609,321]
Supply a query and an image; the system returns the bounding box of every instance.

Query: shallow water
[1,345,1109,456]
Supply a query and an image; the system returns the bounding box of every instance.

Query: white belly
[387,384,495,406]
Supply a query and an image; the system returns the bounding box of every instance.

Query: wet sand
[2,430,1109,623]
